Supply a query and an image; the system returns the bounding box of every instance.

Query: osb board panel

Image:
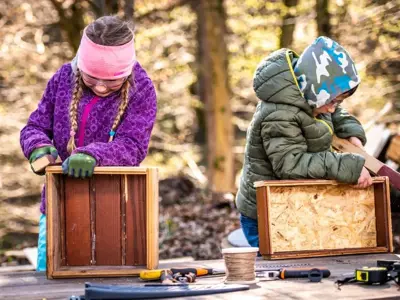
[268,184,377,252]
[94,175,122,265]
[126,175,147,266]
[64,178,91,266]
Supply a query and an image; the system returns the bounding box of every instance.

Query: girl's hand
[355,167,373,189]
[29,146,58,175]
[29,146,58,163]
[62,153,96,179]
[348,137,364,149]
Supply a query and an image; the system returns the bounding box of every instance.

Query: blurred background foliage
[0,0,399,259]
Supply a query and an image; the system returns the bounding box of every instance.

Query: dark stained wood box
[45,166,159,278]
[255,177,393,260]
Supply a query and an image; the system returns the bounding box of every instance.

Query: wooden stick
[332,136,383,174]
[332,136,400,190]
[31,155,62,173]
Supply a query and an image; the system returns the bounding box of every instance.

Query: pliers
[256,270,280,281]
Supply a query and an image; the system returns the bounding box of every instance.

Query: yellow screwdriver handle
[139,269,164,280]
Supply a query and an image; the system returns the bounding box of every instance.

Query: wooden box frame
[255,177,393,260]
[46,166,159,278]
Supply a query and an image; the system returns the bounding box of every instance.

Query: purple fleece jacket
[20,62,157,214]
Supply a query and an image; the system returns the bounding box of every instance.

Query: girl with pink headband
[20,16,157,271]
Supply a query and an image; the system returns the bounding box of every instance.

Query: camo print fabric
[294,36,361,108]
[20,62,157,214]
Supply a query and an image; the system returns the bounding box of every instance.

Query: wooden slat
[59,176,66,266]
[46,166,149,175]
[64,177,91,266]
[256,186,271,256]
[385,177,393,252]
[266,187,273,254]
[31,155,61,173]
[255,179,339,188]
[146,168,159,269]
[121,175,127,266]
[51,266,146,278]
[374,181,389,248]
[383,177,393,252]
[126,175,147,266]
[94,175,122,265]
[46,173,60,278]
[254,177,386,188]
[265,247,389,260]
[89,179,96,265]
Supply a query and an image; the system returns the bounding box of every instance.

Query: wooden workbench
[1,254,399,299]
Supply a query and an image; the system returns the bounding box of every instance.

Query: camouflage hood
[294,36,361,108]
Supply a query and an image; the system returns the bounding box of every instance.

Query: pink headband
[77,28,136,80]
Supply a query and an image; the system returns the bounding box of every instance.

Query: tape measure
[336,266,399,288]
[355,267,388,284]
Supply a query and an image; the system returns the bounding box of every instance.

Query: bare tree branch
[135,0,192,23]
[125,0,134,21]
[86,0,105,18]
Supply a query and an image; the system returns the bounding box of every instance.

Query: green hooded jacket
[236,38,366,220]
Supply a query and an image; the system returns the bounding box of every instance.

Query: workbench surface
[1,254,399,300]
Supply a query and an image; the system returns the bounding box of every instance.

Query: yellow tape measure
[355,267,388,284]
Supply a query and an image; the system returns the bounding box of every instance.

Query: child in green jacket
[236,36,372,247]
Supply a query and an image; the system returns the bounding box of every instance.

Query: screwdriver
[139,267,225,281]
[171,268,225,276]
[279,267,331,279]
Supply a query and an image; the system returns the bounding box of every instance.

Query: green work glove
[62,153,96,179]
[29,146,58,175]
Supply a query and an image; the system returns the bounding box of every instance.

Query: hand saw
[332,136,400,190]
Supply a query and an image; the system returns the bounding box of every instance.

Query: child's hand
[348,137,364,149]
[29,146,58,175]
[29,146,58,163]
[62,153,96,179]
[355,167,373,188]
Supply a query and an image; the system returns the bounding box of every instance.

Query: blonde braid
[67,71,83,153]
[108,75,132,142]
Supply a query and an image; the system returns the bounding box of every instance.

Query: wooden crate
[255,177,393,260]
[45,166,159,278]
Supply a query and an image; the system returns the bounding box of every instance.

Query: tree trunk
[49,0,86,52]
[316,0,331,37]
[332,0,349,40]
[93,0,106,17]
[124,0,134,22]
[280,0,299,48]
[195,0,234,194]
[105,0,119,15]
